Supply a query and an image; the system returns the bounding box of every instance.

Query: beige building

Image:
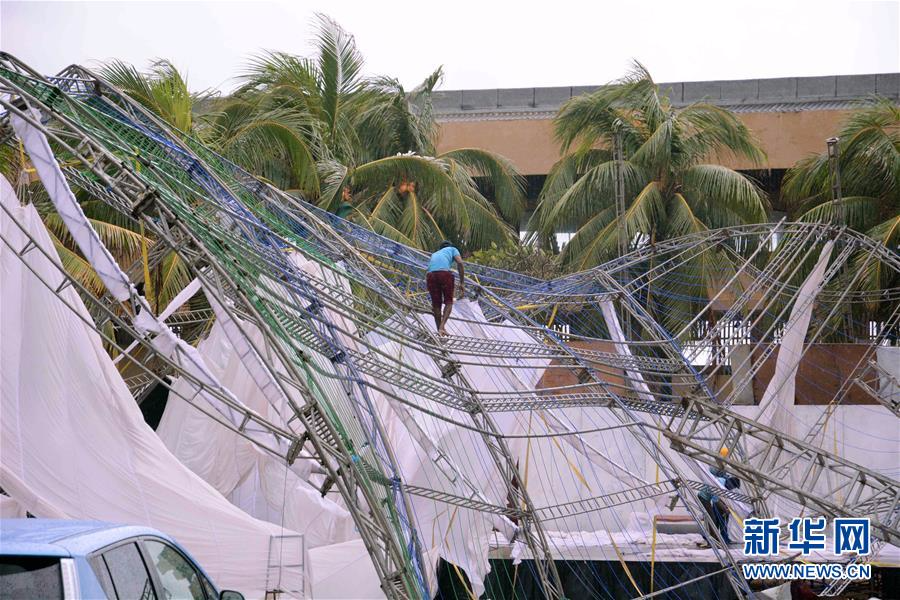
[433,73,899,212]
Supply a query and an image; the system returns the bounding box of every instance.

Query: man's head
[439,240,453,250]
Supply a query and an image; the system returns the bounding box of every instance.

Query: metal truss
[0,201,304,464]
[664,396,900,545]
[2,52,898,600]
[855,359,900,417]
[0,61,427,598]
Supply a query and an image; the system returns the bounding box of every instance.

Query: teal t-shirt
[427,247,460,272]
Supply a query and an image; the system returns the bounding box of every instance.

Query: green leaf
[439,148,526,225]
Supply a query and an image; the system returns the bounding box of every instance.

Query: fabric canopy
[0,177,303,597]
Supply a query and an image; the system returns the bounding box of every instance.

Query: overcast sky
[2,0,898,93]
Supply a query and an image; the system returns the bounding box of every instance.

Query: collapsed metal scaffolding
[1,53,897,599]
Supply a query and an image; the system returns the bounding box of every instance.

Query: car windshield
[0,556,63,600]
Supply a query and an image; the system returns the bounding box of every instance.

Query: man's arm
[455,255,465,299]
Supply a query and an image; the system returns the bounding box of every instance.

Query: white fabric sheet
[308,540,386,599]
[0,180,302,597]
[12,111,282,453]
[599,299,655,402]
[758,241,834,415]
[157,317,356,548]
[0,495,28,519]
[112,278,201,366]
[364,309,505,596]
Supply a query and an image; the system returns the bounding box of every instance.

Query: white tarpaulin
[308,540,386,600]
[599,298,655,403]
[0,178,303,597]
[0,495,27,519]
[157,316,356,548]
[363,300,661,592]
[598,297,752,534]
[112,277,202,366]
[11,111,282,453]
[758,241,835,415]
[364,308,506,596]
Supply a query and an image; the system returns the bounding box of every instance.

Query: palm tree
[237,15,525,251]
[783,98,899,248]
[4,159,191,316]
[0,60,200,318]
[33,16,522,256]
[100,59,200,134]
[530,63,769,271]
[101,59,319,196]
[782,98,899,319]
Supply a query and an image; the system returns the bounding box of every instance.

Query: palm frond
[351,155,455,196]
[526,150,610,245]
[665,192,708,238]
[451,189,517,250]
[783,97,898,229]
[42,212,145,260]
[439,148,526,225]
[314,13,365,144]
[99,60,156,110]
[99,59,205,133]
[561,181,664,269]
[867,212,900,248]
[681,164,769,224]
[630,116,674,171]
[678,103,766,167]
[854,214,900,309]
[45,229,106,296]
[559,205,620,270]
[208,96,319,194]
[155,251,193,310]
[554,62,664,154]
[317,159,351,212]
[797,196,882,232]
[540,159,646,236]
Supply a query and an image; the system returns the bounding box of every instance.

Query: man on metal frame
[697,447,741,547]
[426,240,465,335]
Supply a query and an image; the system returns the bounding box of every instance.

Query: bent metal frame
[1,53,898,599]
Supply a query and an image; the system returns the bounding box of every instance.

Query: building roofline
[432,73,900,119]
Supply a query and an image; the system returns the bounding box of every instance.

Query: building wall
[436,109,854,174]
[437,118,558,176]
[432,73,899,175]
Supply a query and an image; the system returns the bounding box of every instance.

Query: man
[426,240,465,335]
[697,447,741,547]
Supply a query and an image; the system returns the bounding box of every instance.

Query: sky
[1,0,898,93]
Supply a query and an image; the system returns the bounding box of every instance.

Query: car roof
[0,520,176,557]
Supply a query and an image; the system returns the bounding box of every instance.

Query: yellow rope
[451,563,477,600]
[140,222,153,311]
[545,303,560,329]
[515,303,552,311]
[14,142,77,175]
[608,530,643,596]
[537,413,590,490]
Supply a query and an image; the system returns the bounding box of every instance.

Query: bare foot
[438,327,448,336]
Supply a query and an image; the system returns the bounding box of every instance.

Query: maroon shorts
[426,271,455,308]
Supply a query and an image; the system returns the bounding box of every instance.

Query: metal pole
[827,137,842,226]
[613,126,633,340]
[614,127,627,259]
